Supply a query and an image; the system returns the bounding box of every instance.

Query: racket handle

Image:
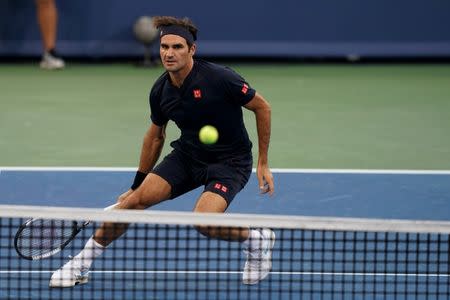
[104,203,119,211]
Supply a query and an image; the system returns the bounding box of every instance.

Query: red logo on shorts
[214,183,228,193]
[193,89,202,99]
[241,84,248,94]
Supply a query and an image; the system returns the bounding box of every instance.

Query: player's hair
[153,16,198,47]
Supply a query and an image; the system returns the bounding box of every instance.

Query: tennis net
[1,204,450,299]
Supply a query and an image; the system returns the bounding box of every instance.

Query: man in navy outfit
[50,16,275,287]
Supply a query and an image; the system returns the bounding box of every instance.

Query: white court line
[0,167,135,172]
[0,270,448,277]
[0,167,450,175]
[271,168,450,175]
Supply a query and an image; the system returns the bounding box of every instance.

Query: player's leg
[35,0,57,52]
[49,174,172,287]
[93,173,172,246]
[50,150,195,287]
[193,156,275,285]
[193,191,249,241]
[193,154,252,241]
[193,189,275,285]
[35,0,64,69]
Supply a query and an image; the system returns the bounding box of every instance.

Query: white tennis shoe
[242,228,276,285]
[40,51,65,70]
[49,257,89,287]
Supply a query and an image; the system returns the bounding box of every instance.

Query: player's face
[160,35,195,73]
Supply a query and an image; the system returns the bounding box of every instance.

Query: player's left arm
[244,92,274,196]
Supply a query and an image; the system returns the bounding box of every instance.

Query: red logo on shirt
[193,89,202,99]
[241,84,248,94]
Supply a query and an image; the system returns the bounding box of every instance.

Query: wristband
[131,171,147,190]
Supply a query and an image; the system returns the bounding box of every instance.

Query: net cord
[1,204,450,234]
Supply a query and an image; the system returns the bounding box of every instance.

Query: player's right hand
[117,189,134,204]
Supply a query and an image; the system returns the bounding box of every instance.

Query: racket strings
[17,219,78,257]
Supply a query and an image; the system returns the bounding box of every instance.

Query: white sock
[242,229,263,250]
[73,237,105,268]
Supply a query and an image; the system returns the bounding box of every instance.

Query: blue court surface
[1,168,449,219]
[1,168,450,299]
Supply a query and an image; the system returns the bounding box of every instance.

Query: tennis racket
[14,203,118,260]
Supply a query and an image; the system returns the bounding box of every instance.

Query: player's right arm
[118,122,166,201]
[120,77,168,201]
[137,122,167,174]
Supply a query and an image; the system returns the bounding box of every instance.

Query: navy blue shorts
[151,149,252,205]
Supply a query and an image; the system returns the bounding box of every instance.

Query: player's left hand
[256,164,274,196]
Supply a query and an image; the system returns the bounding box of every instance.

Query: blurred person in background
[35,0,65,69]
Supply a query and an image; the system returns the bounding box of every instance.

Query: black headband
[159,25,195,44]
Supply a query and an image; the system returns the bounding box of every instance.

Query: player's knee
[133,189,168,210]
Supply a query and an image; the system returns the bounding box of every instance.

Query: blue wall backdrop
[1,0,450,58]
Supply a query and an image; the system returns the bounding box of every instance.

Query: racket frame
[14,219,90,260]
[13,203,117,260]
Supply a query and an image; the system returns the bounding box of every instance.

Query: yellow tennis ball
[199,125,219,144]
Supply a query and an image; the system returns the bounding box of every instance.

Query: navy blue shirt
[149,59,256,163]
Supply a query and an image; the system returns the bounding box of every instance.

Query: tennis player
[50,16,274,287]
